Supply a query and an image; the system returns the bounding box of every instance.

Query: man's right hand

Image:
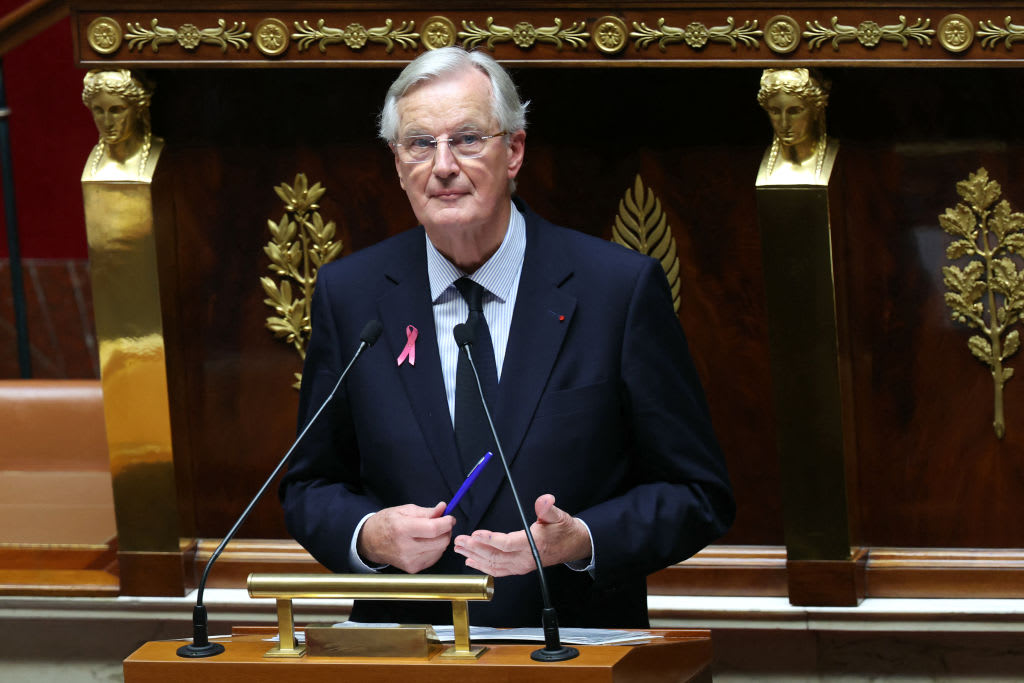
[357,502,455,574]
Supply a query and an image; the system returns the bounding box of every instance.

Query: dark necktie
[453,277,498,476]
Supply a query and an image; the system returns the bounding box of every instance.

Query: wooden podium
[124,628,712,682]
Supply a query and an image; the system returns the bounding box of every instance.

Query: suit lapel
[461,209,576,532]
[377,233,465,497]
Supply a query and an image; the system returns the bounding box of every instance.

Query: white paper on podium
[263,624,663,645]
[420,625,661,645]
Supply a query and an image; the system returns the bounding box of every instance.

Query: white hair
[378,47,528,143]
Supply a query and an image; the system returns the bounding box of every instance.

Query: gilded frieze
[291,19,418,53]
[80,10,1024,62]
[124,18,251,53]
[261,174,343,388]
[611,175,681,313]
[631,17,762,51]
[940,169,1024,439]
[803,15,934,51]
[458,17,589,51]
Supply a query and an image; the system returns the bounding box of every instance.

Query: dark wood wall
[151,64,1024,550]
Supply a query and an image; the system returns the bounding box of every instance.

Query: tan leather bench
[1,380,110,472]
[0,380,118,594]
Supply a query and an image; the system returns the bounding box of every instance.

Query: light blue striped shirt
[426,202,526,423]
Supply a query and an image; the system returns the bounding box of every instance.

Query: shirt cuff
[349,512,389,573]
[563,517,596,576]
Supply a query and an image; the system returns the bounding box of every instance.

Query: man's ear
[506,129,526,180]
[392,144,407,191]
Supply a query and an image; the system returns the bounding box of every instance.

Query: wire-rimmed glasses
[394,130,508,164]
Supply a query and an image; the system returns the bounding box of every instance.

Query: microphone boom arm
[456,327,579,662]
[177,320,382,658]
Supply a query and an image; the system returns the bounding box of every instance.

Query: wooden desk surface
[124,629,712,683]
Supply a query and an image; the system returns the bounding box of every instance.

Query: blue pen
[444,451,493,516]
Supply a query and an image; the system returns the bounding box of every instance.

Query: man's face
[393,67,525,246]
[90,92,137,146]
[765,92,813,148]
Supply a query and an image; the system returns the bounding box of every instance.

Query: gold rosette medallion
[422,16,457,50]
[594,16,628,55]
[87,16,123,55]
[764,15,800,54]
[255,18,290,56]
[937,14,974,53]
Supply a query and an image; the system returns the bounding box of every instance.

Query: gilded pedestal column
[81,70,190,596]
[755,69,863,606]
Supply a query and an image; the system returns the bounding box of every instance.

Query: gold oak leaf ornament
[611,174,682,312]
[940,168,1024,438]
[261,173,343,389]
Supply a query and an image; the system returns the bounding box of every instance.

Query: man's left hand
[452,494,591,576]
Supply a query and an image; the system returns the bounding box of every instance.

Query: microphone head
[453,323,474,349]
[360,320,384,347]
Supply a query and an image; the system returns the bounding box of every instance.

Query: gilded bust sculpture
[756,68,837,185]
[81,69,163,182]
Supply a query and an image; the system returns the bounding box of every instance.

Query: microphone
[177,319,383,658]
[453,323,579,662]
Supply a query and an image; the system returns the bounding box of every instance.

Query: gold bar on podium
[264,598,306,658]
[439,599,486,660]
[248,573,493,659]
[305,624,440,658]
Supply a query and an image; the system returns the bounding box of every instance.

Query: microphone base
[530,645,580,662]
[176,642,226,658]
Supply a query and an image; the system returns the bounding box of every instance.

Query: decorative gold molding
[82,12,1024,62]
[631,17,762,51]
[254,18,289,56]
[292,18,418,53]
[87,16,123,55]
[940,168,1024,439]
[124,18,251,53]
[631,17,762,52]
[937,14,974,53]
[803,15,934,51]
[422,16,457,50]
[458,17,589,51]
[612,175,681,313]
[977,16,1024,50]
[764,15,801,54]
[594,16,629,55]
[261,174,343,389]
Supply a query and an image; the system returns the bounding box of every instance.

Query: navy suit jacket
[280,200,734,627]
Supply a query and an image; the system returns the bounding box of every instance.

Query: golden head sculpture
[82,69,162,181]
[757,68,834,184]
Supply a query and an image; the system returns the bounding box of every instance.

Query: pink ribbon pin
[396,325,417,366]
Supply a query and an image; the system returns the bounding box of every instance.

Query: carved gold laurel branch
[612,175,681,313]
[124,18,251,53]
[261,173,343,389]
[631,17,762,51]
[291,19,418,53]
[940,168,1024,439]
[459,17,589,50]
[803,15,934,51]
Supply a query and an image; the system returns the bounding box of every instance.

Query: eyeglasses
[394,130,508,164]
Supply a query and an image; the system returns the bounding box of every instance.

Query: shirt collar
[426,200,526,303]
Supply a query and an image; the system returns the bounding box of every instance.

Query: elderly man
[280,47,733,628]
